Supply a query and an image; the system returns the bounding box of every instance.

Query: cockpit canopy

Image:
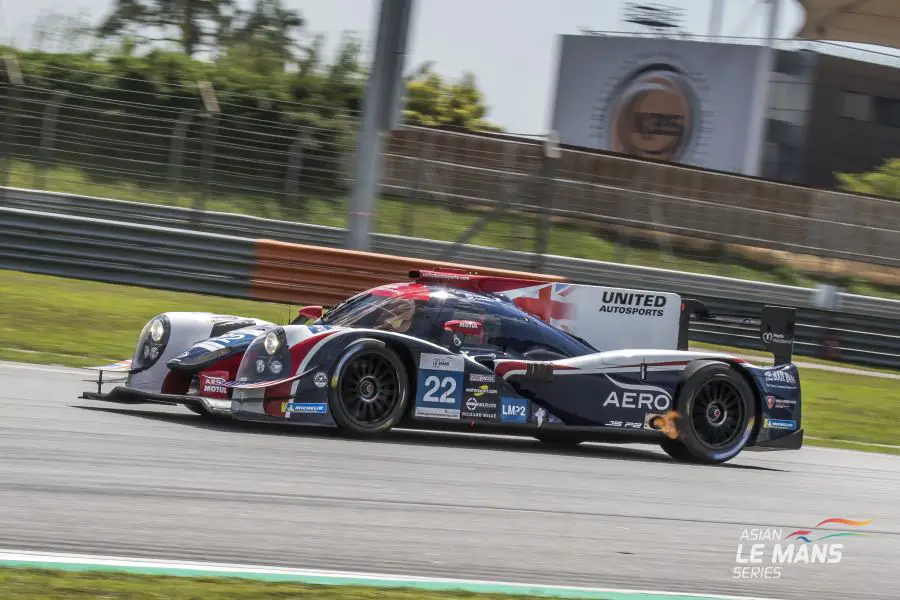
[312,283,596,359]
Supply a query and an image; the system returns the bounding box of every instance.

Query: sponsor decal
[415,406,460,419]
[415,353,464,420]
[500,396,529,424]
[284,402,328,414]
[532,408,563,426]
[462,396,499,420]
[313,371,328,389]
[199,371,229,399]
[763,419,797,431]
[766,395,797,410]
[420,353,464,372]
[598,292,667,318]
[732,517,873,580]
[602,375,673,411]
[468,373,495,383]
[765,369,797,385]
[762,330,792,345]
[465,385,497,396]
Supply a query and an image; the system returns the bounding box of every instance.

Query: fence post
[285,126,309,220]
[168,109,194,198]
[1,54,24,201]
[35,91,67,190]
[401,127,432,236]
[531,131,560,273]
[194,81,220,216]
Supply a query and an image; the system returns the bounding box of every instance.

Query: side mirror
[443,320,484,349]
[295,305,324,321]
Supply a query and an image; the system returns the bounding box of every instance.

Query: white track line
[0,549,783,600]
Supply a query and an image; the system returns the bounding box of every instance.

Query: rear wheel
[661,362,755,465]
[328,342,409,435]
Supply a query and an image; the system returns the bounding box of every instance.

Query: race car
[80,269,802,464]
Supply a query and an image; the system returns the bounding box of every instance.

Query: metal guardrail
[0,206,255,298]
[1,196,899,369]
[4,185,893,314]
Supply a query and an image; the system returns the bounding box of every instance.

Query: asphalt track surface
[1,361,897,599]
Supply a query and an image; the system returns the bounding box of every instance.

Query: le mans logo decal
[732,517,873,580]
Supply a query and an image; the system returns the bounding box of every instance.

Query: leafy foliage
[403,66,502,131]
[98,0,239,57]
[836,158,900,200]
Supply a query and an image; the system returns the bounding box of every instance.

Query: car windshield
[322,293,424,333]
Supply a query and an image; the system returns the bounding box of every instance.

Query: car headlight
[149,318,166,342]
[132,314,170,371]
[263,331,281,355]
[235,327,291,384]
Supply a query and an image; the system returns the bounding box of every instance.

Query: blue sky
[0,1,832,133]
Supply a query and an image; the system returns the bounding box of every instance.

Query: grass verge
[0,567,549,600]
[1,269,898,453]
[688,341,898,375]
[9,159,900,298]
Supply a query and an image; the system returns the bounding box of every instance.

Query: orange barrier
[250,239,566,306]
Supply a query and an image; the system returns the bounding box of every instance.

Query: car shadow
[73,404,786,472]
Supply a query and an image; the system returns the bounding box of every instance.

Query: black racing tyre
[186,404,208,416]
[534,432,583,446]
[328,341,409,436]
[661,362,756,465]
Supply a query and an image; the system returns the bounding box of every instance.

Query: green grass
[689,341,899,375]
[797,369,900,448]
[0,567,550,600]
[1,269,898,452]
[9,159,900,299]
[0,269,293,367]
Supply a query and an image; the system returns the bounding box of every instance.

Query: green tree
[403,66,502,132]
[98,0,237,58]
[223,0,304,72]
[836,159,900,199]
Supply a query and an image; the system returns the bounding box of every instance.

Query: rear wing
[679,299,797,365]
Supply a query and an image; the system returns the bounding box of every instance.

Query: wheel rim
[338,352,400,427]
[690,379,746,449]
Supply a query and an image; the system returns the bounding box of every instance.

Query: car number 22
[422,375,457,403]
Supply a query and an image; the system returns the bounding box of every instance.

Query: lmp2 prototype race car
[81,269,803,464]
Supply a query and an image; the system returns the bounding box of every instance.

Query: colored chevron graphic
[785,517,873,543]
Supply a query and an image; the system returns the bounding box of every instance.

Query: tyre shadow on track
[73,405,786,471]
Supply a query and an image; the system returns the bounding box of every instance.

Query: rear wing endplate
[678,300,797,365]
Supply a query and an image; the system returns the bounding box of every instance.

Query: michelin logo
[602,376,672,411]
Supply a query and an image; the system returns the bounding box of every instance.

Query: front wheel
[661,362,756,465]
[328,341,409,436]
